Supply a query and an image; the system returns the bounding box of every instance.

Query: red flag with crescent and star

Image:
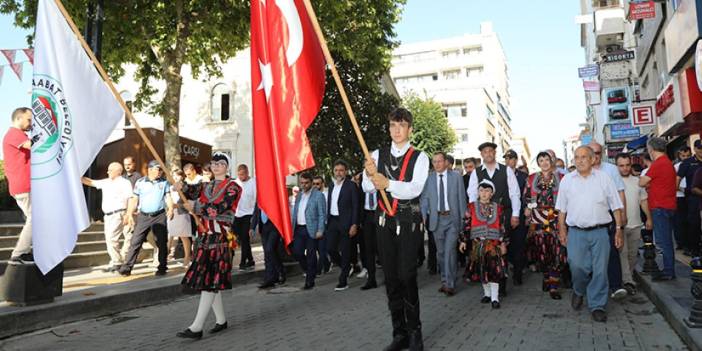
[251,0,326,247]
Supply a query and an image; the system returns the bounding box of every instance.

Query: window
[444,103,467,118]
[443,69,460,80]
[463,46,482,55]
[466,66,483,78]
[395,73,438,85]
[442,49,460,58]
[120,91,134,126]
[461,134,469,142]
[212,83,231,121]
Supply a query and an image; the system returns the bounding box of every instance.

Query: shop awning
[626,135,648,151]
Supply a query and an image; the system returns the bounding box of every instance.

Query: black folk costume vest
[376,145,421,220]
[476,163,511,211]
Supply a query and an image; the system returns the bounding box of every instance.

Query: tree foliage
[404,92,457,156]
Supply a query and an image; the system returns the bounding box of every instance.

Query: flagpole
[301,0,394,213]
[52,0,201,225]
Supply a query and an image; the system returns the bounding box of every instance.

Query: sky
[0,14,32,160]
[0,1,586,160]
[394,0,586,160]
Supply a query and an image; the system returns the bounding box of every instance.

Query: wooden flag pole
[53,0,201,225]
[301,0,394,213]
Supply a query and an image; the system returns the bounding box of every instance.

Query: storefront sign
[179,143,201,159]
[610,124,641,140]
[656,83,675,116]
[632,104,655,126]
[603,50,635,63]
[583,80,600,92]
[578,64,599,78]
[629,1,656,20]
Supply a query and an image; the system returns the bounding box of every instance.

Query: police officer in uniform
[364,108,429,351]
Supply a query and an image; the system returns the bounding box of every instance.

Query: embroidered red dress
[181,177,242,291]
[524,171,567,290]
[467,202,506,284]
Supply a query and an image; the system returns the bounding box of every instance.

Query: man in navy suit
[291,172,327,290]
[326,160,360,291]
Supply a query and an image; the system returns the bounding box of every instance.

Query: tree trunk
[162,64,183,170]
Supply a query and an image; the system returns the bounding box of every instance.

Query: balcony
[594,7,626,50]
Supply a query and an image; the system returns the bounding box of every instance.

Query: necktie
[368,192,375,210]
[439,174,446,212]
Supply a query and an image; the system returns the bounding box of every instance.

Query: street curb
[0,262,301,340]
[635,262,702,351]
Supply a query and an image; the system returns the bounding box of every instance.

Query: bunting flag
[23,48,34,64]
[9,62,23,80]
[1,49,16,64]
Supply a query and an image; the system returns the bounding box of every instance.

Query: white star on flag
[257,60,273,101]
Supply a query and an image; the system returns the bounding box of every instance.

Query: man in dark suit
[251,205,285,289]
[326,160,360,291]
[504,149,529,285]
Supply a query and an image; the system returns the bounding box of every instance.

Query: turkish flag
[251,0,326,247]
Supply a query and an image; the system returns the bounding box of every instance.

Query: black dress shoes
[383,335,409,351]
[209,322,227,334]
[592,309,607,322]
[303,282,315,290]
[258,281,276,289]
[176,328,203,339]
[491,301,500,309]
[571,293,584,311]
[409,329,424,351]
[360,281,377,290]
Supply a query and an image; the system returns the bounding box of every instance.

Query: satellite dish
[696,39,702,92]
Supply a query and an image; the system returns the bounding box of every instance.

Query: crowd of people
[0,105,688,350]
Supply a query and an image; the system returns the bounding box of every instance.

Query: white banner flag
[32,0,124,274]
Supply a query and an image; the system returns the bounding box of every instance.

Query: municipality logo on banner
[32,0,123,274]
[32,75,73,177]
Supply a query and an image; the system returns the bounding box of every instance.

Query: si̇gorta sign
[603,50,635,63]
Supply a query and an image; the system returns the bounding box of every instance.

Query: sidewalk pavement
[636,251,702,351]
[0,243,297,339]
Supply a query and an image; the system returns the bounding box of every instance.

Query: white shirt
[364,191,377,211]
[362,142,430,200]
[297,191,311,225]
[555,168,624,228]
[466,163,521,217]
[675,162,685,197]
[235,177,256,217]
[330,179,343,216]
[94,177,133,214]
[622,175,647,228]
[435,170,450,211]
[184,174,203,185]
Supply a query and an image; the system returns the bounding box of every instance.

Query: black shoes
[592,309,607,322]
[409,329,423,351]
[571,293,584,311]
[480,296,491,304]
[278,273,287,285]
[155,269,168,277]
[512,271,523,286]
[549,290,562,300]
[652,273,676,281]
[303,282,315,290]
[383,335,409,351]
[209,322,227,334]
[118,266,132,277]
[176,328,203,339]
[491,301,500,309]
[360,281,377,290]
[334,283,349,291]
[258,281,276,289]
[239,261,255,271]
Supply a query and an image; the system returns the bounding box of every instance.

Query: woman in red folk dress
[460,180,506,309]
[176,152,242,340]
[524,151,566,300]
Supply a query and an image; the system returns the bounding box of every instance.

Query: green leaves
[404,92,457,156]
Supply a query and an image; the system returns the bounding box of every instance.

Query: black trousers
[261,221,284,284]
[362,211,378,282]
[377,213,423,336]
[326,216,351,285]
[508,223,528,275]
[674,197,688,248]
[234,215,254,267]
[686,196,701,253]
[292,225,318,286]
[123,212,168,272]
[427,231,437,272]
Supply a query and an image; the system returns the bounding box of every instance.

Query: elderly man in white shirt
[234,164,257,270]
[556,146,624,323]
[82,162,134,272]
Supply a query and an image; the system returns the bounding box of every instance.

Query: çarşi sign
[656,83,675,117]
[603,50,635,63]
[629,1,656,21]
[578,64,599,78]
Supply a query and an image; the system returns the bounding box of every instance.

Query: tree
[403,92,457,155]
[2,0,251,166]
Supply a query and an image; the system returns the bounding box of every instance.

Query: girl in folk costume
[176,152,242,340]
[460,179,507,309]
[524,151,566,300]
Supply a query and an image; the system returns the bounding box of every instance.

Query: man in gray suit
[420,152,467,296]
[291,172,327,290]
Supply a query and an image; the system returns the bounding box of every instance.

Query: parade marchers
[2,107,681,351]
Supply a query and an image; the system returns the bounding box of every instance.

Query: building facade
[390,22,514,159]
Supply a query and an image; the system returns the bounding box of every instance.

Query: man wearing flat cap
[467,142,522,295]
[119,160,174,277]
